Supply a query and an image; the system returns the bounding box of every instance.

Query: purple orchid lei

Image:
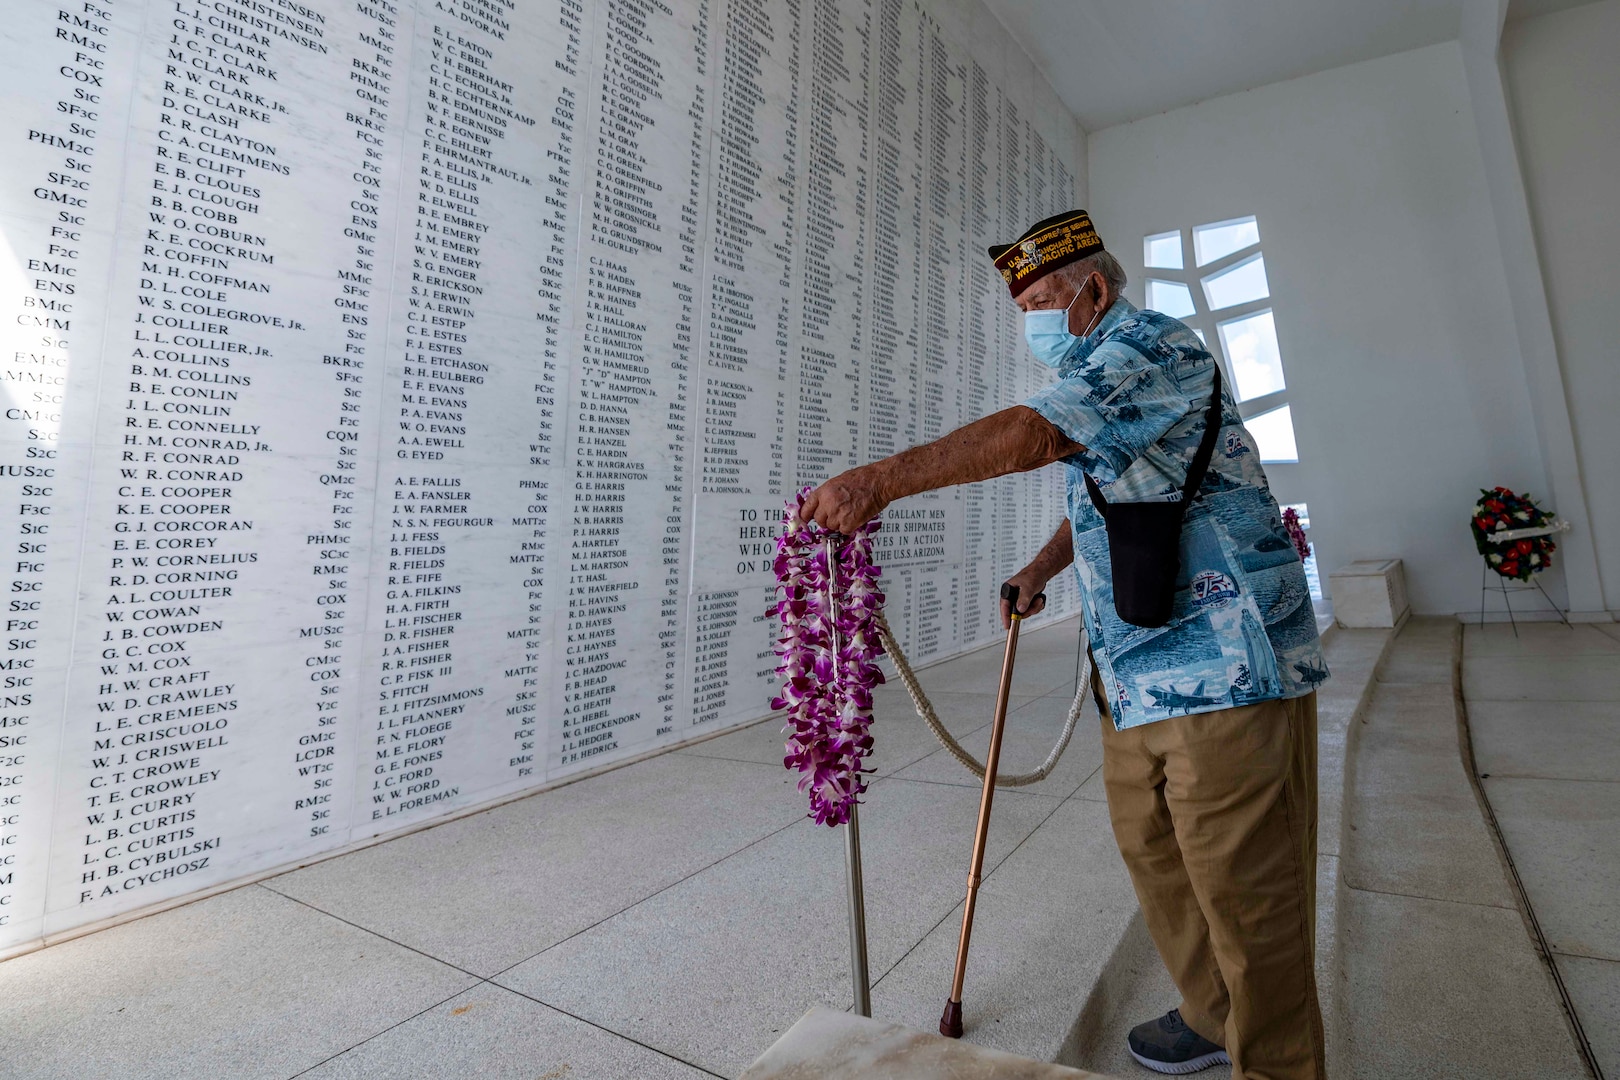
[768,487,886,827]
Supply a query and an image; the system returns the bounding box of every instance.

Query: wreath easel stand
[1475,518,1573,636]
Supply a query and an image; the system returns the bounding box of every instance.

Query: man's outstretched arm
[796,405,1083,534]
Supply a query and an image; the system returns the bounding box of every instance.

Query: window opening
[1217,310,1285,402]
[1145,278,1196,319]
[1201,253,1270,310]
[1144,230,1183,269]
[1247,404,1299,463]
[1193,215,1259,266]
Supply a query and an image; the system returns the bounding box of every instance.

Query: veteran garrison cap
[988,210,1105,298]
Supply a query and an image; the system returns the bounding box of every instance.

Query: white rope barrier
[873,611,1089,787]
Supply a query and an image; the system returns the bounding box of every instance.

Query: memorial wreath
[1470,485,1559,582]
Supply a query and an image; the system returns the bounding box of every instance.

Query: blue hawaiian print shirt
[1024,298,1329,730]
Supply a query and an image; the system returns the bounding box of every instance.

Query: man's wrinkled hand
[795,466,893,535]
[1000,566,1050,629]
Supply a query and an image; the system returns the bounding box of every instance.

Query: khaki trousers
[1095,671,1325,1080]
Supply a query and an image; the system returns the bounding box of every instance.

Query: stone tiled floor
[0,616,1134,1080]
[1464,620,1620,1080]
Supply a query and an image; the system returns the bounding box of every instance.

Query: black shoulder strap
[1085,364,1224,519]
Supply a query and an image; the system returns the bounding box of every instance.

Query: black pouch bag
[1083,366,1224,628]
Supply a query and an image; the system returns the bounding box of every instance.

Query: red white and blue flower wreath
[1471,486,1558,583]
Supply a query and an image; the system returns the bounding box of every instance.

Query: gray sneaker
[1126,1009,1231,1075]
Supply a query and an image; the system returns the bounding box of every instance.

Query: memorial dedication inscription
[0,0,1080,953]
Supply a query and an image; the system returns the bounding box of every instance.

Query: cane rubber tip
[939,999,963,1038]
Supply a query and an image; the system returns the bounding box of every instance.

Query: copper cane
[940,582,1040,1038]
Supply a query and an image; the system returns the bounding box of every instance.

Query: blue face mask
[1023,278,1101,368]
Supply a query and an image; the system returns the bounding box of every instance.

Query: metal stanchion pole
[827,534,872,1016]
[846,802,872,1016]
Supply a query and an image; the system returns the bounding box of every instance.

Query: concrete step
[741,1007,1113,1079]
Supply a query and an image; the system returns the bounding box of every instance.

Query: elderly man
[798,210,1330,1079]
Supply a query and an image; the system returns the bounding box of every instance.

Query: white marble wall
[0,0,1082,954]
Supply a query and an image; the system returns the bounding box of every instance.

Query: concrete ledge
[741,1007,1112,1079]
[1329,558,1411,628]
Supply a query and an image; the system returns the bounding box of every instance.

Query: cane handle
[1000,581,1046,617]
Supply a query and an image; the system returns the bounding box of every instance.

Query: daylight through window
[1140,215,1300,463]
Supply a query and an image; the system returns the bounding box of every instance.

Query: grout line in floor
[678,735,977,779]
[870,732,998,778]
[868,903,963,997]
[1067,763,1105,800]
[1337,878,1518,913]
[263,810,810,986]
[1549,948,1620,965]
[672,750,791,768]
[868,788,1078,992]
[493,988,730,1079]
[1478,772,1620,785]
[1464,652,1620,666]
[679,692,1066,775]
[879,773,1071,801]
[257,883,488,981]
[1462,696,1620,704]
[486,813,810,982]
[287,982,485,1078]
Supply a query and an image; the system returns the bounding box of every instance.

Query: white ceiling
[982,0,1599,131]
